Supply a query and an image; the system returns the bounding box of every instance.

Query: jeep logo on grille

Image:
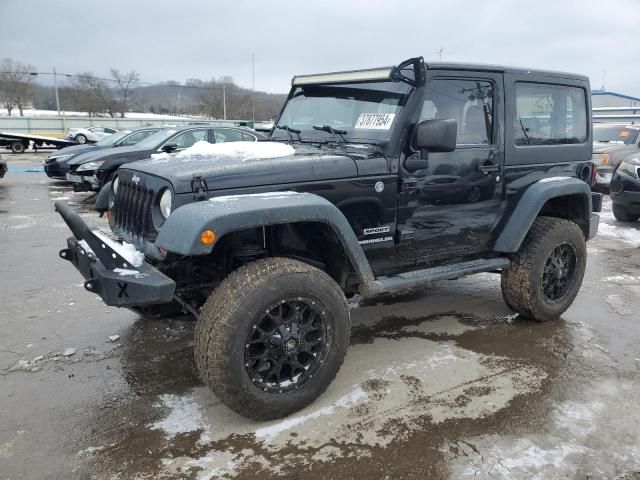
[131,174,141,184]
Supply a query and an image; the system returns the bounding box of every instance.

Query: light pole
[53,67,61,116]
[222,82,227,120]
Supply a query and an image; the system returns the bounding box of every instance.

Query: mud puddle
[71,309,613,479]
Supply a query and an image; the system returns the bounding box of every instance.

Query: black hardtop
[425,61,589,82]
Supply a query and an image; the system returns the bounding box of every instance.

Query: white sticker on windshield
[354,113,396,130]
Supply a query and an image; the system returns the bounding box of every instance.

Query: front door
[396,71,504,259]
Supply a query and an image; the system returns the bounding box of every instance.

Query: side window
[214,128,245,143]
[121,130,154,146]
[241,131,256,141]
[170,129,208,149]
[89,127,104,133]
[105,128,117,134]
[514,83,587,146]
[419,78,494,145]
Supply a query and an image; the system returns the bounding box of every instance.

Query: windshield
[593,124,639,145]
[95,129,132,147]
[272,82,411,144]
[134,128,180,149]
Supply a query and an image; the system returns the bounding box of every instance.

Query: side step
[359,257,511,297]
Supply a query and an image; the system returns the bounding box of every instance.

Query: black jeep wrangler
[56,57,601,420]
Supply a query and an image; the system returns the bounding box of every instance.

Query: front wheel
[75,134,87,144]
[194,257,350,420]
[501,216,587,321]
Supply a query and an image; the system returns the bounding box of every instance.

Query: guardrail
[0,116,255,137]
[593,107,639,124]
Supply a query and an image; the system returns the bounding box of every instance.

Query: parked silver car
[592,123,640,188]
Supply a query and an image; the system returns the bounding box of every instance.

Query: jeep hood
[122,143,386,194]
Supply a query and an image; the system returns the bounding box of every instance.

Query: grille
[112,179,156,243]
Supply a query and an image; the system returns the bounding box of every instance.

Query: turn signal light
[200,229,216,245]
[601,154,609,165]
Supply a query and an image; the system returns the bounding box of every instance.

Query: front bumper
[55,201,175,307]
[595,166,614,187]
[66,172,99,191]
[611,190,640,215]
[44,161,69,179]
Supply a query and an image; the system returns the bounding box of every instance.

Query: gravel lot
[2,152,640,479]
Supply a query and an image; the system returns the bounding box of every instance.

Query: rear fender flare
[492,177,592,252]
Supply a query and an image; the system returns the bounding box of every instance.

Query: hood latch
[191,175,208,201]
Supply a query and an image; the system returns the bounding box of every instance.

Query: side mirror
[414,119,457,152]
[161,142,178,153]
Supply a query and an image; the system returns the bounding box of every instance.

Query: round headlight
[159,189,172,218]
[112,176,119,194]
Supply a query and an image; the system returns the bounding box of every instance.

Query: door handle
[479,164,500,174]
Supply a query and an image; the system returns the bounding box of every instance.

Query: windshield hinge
[191,175,208,201]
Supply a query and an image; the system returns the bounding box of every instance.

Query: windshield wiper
[313,125,347,146]
[518,117,530,145]
[276,125,302,144]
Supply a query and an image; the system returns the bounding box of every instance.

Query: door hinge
[400,178,418,193]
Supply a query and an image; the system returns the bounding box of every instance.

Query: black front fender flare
[154,191,375,283]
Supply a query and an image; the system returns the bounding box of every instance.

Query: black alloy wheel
[245,297,329,394]
[541,243,577,302]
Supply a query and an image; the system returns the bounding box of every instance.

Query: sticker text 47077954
[355,113,396,130]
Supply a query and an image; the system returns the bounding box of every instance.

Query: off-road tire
[195,257,350,420]
[75,134,87,144]
[10,141,25,153]
[501,216,586,322]
[612,203,639,222]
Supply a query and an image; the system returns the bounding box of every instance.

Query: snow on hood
[151,141,295,162]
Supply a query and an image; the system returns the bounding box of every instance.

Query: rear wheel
[75,134,87,144]
[612,203,639,222]
[194,257,350,420]
[10,141,26,153]
[501,216,586,321]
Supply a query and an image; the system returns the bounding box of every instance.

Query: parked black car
[0,156,7,178]
[44,127,162,180]
[66,125,265,191]
[610,154,640,221]
[56,57,600,420]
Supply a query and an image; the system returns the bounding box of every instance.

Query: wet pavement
[1,153,640,479]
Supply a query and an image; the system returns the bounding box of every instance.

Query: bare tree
[110,69,139,118]
[0,58,36,116]
[68,73,115,117]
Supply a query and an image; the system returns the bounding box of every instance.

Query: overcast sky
[1,0,639,95]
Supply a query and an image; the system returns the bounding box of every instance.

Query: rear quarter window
[514,82,587,146]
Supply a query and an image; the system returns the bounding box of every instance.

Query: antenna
[437,48,444,61]
[600,70,607,92]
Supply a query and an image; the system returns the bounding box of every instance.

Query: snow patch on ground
[152,140,294,162]
[596,222,640,247]
[149,394,211,442]
[255,386,368,441]
[603,274,640,284]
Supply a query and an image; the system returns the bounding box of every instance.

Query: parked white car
[65,126,118,144]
